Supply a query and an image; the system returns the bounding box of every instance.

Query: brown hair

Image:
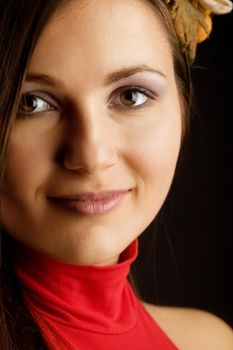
[0,0,192,348]
[145,0,192,139]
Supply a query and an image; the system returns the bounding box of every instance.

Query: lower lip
[49,192,129,216]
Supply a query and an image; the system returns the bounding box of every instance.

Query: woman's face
[1,0,182,265]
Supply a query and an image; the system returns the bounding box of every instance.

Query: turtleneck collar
[13,239,139,335]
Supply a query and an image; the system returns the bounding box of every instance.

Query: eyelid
[17,92,61,118]
[21,91,60,109]
[19,84,158,116]
[109,85,157,99]
[108,85,157,109]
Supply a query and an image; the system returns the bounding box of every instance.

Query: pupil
[125,92,133,100]
[22,95,38,112]
[26,96,37,108]
[121,91,137,105]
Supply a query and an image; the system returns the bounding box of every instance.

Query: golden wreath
[164,0,232,62]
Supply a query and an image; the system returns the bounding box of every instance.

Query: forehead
[28,0,174,87]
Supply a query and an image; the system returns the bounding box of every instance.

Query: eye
[110,87,155,109]
[17,93,57,117]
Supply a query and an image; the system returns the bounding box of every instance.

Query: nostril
[61,140,118,173]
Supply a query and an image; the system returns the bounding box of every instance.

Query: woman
[0,0,232,349]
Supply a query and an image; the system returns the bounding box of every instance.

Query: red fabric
[13,239,178,349]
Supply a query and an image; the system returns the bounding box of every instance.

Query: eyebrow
[25,64,166,87]
[103,64,166,85]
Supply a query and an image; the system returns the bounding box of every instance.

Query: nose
[62,107,118,174]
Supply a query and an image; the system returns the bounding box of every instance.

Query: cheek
[125,113,181,215]
[1,128,53,207]
[0,127,56,238]
[130,117,181,175]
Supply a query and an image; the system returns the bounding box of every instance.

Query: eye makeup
[18,70,168,117]
[107,71,168,98]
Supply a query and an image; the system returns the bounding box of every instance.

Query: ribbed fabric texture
[13,239,178,349]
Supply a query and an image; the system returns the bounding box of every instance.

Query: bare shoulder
[142,301,233,350]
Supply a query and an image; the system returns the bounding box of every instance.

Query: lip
[48,190,130,216]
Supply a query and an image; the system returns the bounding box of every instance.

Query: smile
[48,190,130,216]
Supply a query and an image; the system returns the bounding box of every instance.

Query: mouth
[48,190,130,216]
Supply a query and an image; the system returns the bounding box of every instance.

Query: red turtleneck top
[13,239,178,349]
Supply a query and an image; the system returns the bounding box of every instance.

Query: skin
[1,1,233,348]
[0,0,181,266]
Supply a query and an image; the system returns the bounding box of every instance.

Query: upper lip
[48,190,130,201]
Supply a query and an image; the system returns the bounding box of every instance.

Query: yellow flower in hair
[164,0,232,62]
[199,0,233,14]
[167,0,210,61]
[197,12,212,42]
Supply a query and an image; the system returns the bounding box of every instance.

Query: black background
[138,11,232,327]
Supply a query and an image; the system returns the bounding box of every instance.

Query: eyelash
[17,86,156,118]
[17,93,57,118]
[109,86,156,111]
